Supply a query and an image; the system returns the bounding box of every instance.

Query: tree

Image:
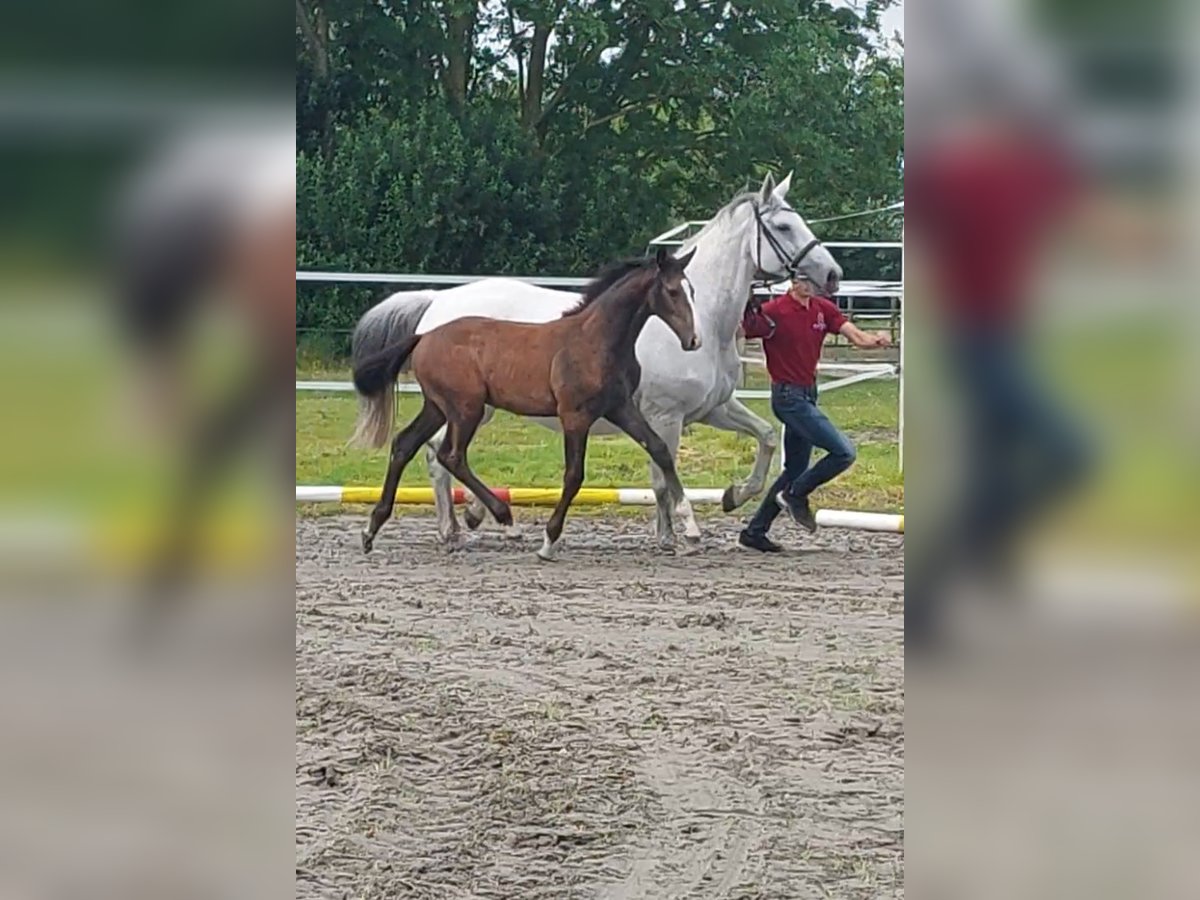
[295,0,905,350]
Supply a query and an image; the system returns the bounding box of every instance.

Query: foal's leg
[462,405,496,531]
[436,413,516,534]
[699,397,779,511]
[607,403,697,548]
[538,424,589,561]
[629,413,700,546]
[652,416,702,544]
[363,401,447,553]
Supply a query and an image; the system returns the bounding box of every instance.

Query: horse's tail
[348,290,434,448]
[349,334,423,448]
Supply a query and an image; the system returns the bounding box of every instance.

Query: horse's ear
[775,170,793,198]
[655,246,670,268]
[759,172,776,202]
[677,247,696,270]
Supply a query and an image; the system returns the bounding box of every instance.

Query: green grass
[295,367,903,514]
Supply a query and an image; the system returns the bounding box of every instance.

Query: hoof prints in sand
[297,514,904,899]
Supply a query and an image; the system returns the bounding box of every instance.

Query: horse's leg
[538,425,589,561]
[657,425,702,546]
[650,419,685,547]
[462,492,485,530]
[424,424,460,544]
[364,401,446,553]
[699,397,780,511]
[436,412,516,535]
[640,415,698,547]
[462,405,496,531]
[607,404,697,548]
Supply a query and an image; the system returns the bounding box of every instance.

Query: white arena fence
[297,238,904,464]
[297,277,900,399]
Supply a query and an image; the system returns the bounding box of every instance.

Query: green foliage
[297,100,669,342]
[296,0,905,349]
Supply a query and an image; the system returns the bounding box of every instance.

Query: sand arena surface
[297,512,903,898]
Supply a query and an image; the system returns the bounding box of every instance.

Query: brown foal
[352,247,701,559]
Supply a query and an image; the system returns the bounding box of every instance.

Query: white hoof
[536,534,560,561]
[438,532,466,553]
[504,524,524,541]
[435,517,461,544]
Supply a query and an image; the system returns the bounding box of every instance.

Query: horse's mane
[678,190,762,254]
[562,256,655,317]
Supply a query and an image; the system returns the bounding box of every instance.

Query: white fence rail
[296,271,590,288]
[296,269,901,298]
[297,360,896,403]
[296,235,904,469]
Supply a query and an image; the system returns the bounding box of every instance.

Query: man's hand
[868,330,892,348]
[840,321,893,349]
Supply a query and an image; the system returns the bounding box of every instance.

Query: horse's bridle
[752,202,822,284]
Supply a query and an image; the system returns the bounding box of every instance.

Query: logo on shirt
[813,311,826,331]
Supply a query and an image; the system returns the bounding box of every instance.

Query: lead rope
[750,206,773,312]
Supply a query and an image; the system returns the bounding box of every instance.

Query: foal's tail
[349,335,423,449]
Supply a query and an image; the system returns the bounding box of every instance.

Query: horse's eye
[778,223,792,233]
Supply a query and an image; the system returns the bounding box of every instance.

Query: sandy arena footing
[297,512,904,899]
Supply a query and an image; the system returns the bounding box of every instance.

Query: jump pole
[295,485,903,534]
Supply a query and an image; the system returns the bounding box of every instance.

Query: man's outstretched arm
[839,320,893,349]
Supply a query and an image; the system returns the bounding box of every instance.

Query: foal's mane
[562,257,656,317]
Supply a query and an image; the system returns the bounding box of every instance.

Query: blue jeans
[745,383,856,536]
[907,327,1093,644]
[949,327,1092,558]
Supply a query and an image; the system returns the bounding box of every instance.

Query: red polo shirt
[906,136,1080,327]
[742,293,846,387]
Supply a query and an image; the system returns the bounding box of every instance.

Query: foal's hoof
[361,530,375,554]
[721,485,740,513]
[464,507,484,531]
[503,524,524,541]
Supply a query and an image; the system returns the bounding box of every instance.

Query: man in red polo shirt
[738,275,892,552]
[905,97,1096,645]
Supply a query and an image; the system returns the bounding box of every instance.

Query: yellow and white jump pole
[295,485,903,533]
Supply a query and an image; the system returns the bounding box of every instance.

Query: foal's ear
[655,246,670,268]
[676,247,696,270]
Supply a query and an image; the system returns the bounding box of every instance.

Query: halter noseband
[752,203,822,285]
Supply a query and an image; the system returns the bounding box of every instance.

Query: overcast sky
[884,0,904,43]
[840,0,904,53]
